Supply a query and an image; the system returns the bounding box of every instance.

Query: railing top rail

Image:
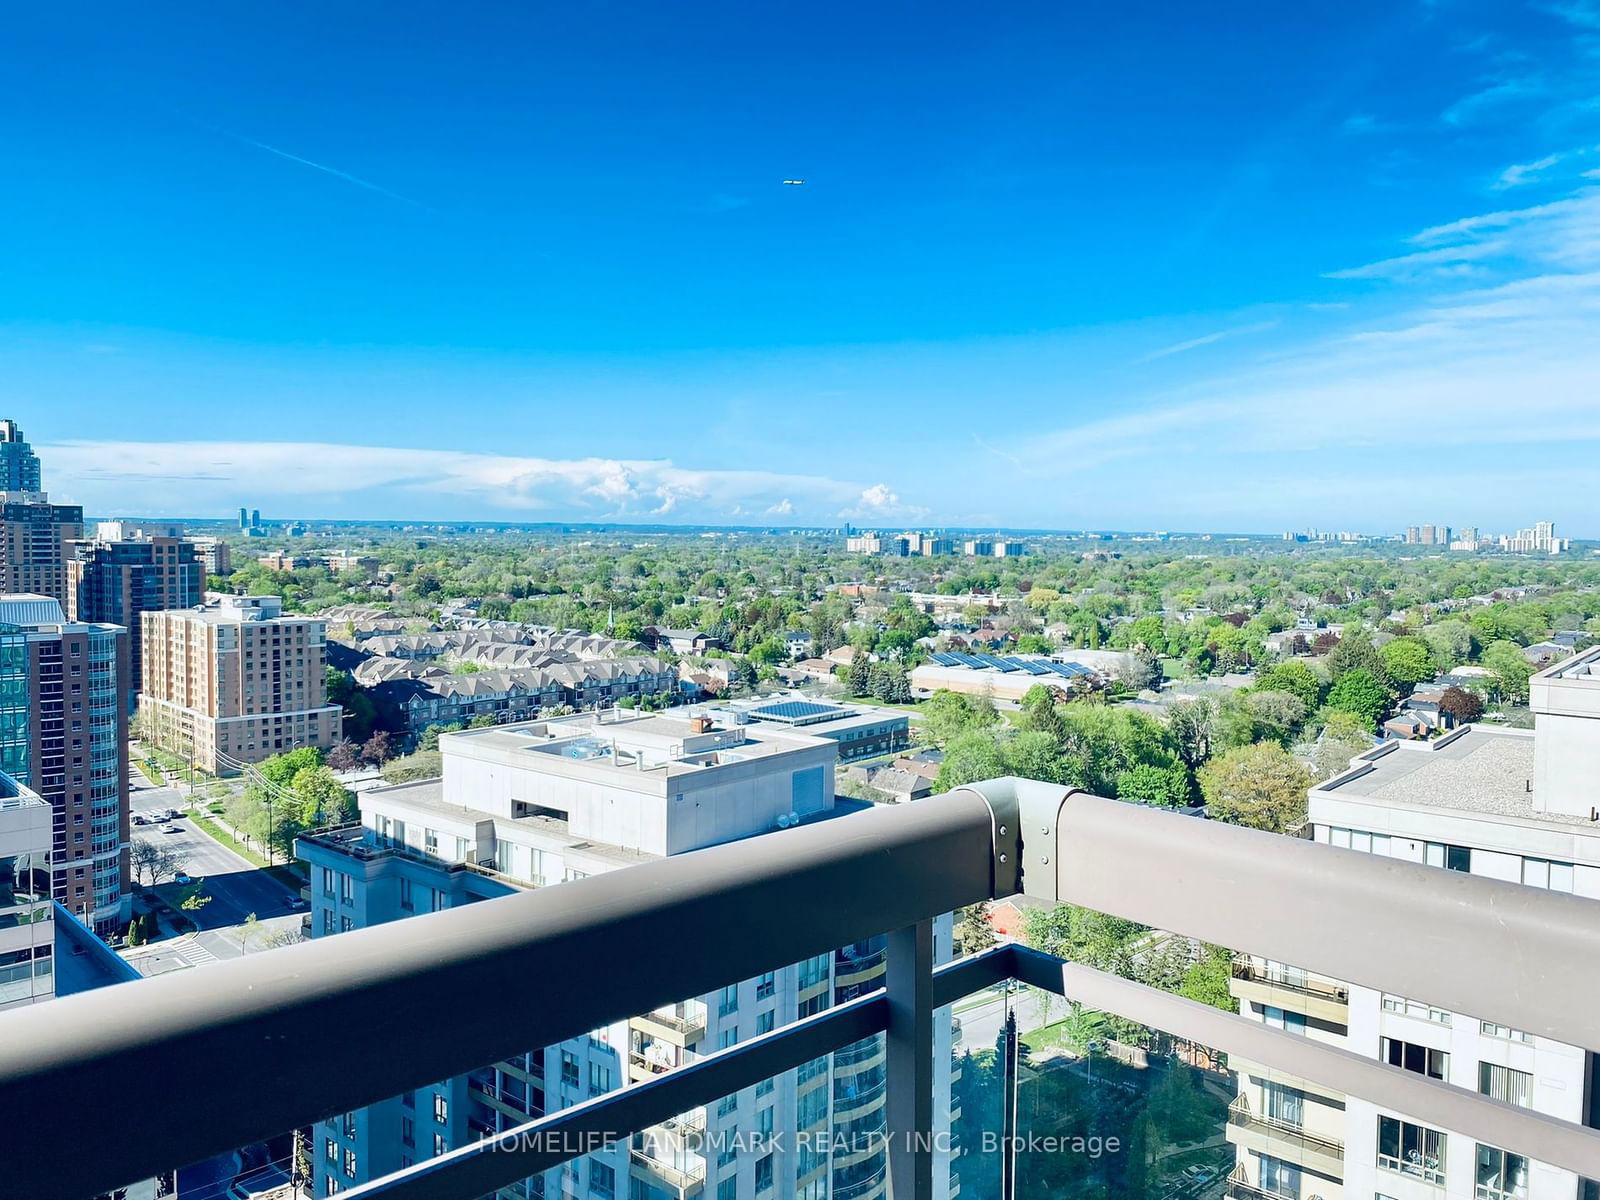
[4,780,1600,1200]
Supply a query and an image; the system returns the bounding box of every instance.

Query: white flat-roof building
[299,709,955,1200]
[1229,647,1600,1200]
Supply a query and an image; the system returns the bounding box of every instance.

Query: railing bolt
[998,824,1007,836]
[1041,856,1049,865]
[998,853,1007,863]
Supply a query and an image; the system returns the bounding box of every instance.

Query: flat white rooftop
[1316,726,1596,828]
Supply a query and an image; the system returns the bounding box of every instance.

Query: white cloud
[1493,154,1563,189]
[1008,179,1600,522]
[38,440,909,524]
[1138,320,1278,363]
[766,498,794,515]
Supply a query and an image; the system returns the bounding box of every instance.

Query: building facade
[297,711,956,1200]
[0,596,129,931]
[69,530,204,713]
[1228,648,1600,1200]
[0,496,84,608]
[139,593,342,773]
[0,420,42,493]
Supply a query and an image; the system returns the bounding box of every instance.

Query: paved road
[953,981,1057,1054]
[125,768,305,973]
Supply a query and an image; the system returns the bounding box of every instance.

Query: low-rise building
[297,711,956,1200]
[647,627,720,655]
[372,657,678,736]
[711,694,911,763]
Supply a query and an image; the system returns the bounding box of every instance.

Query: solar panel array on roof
[930,652,965,666]
[973,654,1015,671]
[1044,661,1094,678]
[1005,658,1052,675]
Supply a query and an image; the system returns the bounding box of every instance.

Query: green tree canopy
[1324,668,1392,731]
[1198,742,1313,832]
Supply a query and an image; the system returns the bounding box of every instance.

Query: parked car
[161,824,181,834]
[174,872,193,886]
[286,897,309,912]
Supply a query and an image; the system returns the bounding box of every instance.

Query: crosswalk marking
[178,942,218,967]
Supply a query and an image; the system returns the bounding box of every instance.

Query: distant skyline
[6,3,1600,534]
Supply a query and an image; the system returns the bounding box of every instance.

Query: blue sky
[4,1,1600,532]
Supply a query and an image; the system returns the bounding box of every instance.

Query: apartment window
[1378,1115,1447,1184]
[1262,1006,1307,1036]
[322,866,336,897]
[1258,1154,1300,1199]
[718,984,739,1018]
[798,993,826,1020]
[756,970,776,1000]
[717,1178,738,1200]
[1382,1037,1448,1080]
[424,829,438,855]
[1425,842,1472,873]
[339,873,354,905]
[321,909,335,937]
[1382,994,1452,1025]
[1479,1063,1533,1107]
[719,1028,738,1050]
[560,1050,580,1089]
[325,1180,340,1197]
[755,1152,774,1194]
[433,1134,447,1157]
[717,1093,738,1119]
[340,916,354,933]
[325,1139,338,1164]
[1477,1145,1529,1200]
[401,1090,414,1109]
[589,1063,612,1096]
[1262,1081,1303,1126]
[717,1127,739,1169]
[755,1077,774,1099]
[343,1149,357,1180]
[1328,826,1391,856]
[1521,857,1575,892]
[401,1116,414,1148]
[399,877,414,912]
[433,1093,448,1123]
[341,1113,356,1139]
[1480,1022,1533,1044]
[755,1009,776,1036]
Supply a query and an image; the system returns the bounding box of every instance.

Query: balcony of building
[1229,954,1350,1025]
[628,1135,706,1197]
[1226,1096,1345,1180]
[4,778,1599,1200]
[630,999,708,1048]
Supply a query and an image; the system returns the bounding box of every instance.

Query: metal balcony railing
[1230,956,1351,1003]
[1227,1098,1345,1156]
[3,779,1600,1200]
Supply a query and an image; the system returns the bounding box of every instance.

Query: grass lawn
[189,811,271,868]
[1020,1019,1078,1054]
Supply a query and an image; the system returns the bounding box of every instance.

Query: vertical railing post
[885,920,934,1200]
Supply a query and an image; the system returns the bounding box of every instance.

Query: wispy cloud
[1139,320,1279,362]
[226,132,428,209]
[1000,181,1600,528]
[1442,77,1546,126]
[1493,153,1563,189]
